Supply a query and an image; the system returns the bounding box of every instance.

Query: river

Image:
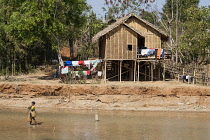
[0,107,210,140]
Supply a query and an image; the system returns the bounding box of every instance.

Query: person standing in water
[28,101,37,125]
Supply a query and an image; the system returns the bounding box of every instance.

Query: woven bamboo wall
[126,17,161,48]
[105,25,137,60]
[99,36,106,59]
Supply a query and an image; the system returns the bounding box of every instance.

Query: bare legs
[30,118,37,125]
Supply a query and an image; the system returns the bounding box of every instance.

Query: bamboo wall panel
[104,25,138,60]
[126,26,137,59]
[126,17,147,33]
[106,34,110,59]
[120,25,123,59]
[116,26,121,59]
[145,34,161,48]
[126,17,162,49]
[110,30,115,59]
[99,37,106,59]
[113,28,117,59]
[123,26,127,59]
[145,35,149,48]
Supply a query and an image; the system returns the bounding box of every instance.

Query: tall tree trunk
[25,56,28,72]
[69,39,74,60]
[175,0,179,64]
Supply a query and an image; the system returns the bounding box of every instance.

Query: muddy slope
[0,83,210,96]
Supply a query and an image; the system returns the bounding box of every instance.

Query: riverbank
[0,74,210,111]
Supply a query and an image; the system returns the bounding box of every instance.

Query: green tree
[179,7,210,64]
[77,11,107,60]
[161,0,199,63]
[162,0,199,21]
[0,0,88,74]
[141,11,158,25]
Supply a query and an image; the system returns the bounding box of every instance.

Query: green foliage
[162,0,199,21]
[0,0,88,75]
[78,11,107,60]
[140,11,158,25]
[179,7,210,64]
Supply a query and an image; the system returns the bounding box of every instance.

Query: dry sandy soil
[0,72,210,111]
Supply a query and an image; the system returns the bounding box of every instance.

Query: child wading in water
[28,101,37,125]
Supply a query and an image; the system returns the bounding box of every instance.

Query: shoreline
[0,77,210,112]
[0,94,210,112]
[1,104,210,112]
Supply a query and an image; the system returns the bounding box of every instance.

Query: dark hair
[32,101,36,104]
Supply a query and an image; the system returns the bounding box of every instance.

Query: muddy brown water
[0,108,210,140]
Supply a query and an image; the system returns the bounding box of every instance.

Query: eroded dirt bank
[0,81,210,111]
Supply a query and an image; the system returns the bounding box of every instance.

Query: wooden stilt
[118,61,120,81]
[134,60,136,82]
[149,63,151,81]
[104,60,107,83]
[151,62,153,81]
[115,61,116,76]
[120,60,122,82]
[138,61,140,81]
[129,61,133,81]
[163,63,165,81]
[145,63,147,81]
[158,65,160,80]
[207,66,209,86]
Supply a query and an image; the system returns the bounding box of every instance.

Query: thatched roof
[92,14,168,43]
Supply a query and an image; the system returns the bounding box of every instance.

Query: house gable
[104,24,138,60]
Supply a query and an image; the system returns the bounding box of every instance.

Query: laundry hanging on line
[139,48,165,59]
[69,71,102,77]
[64,59,102,69]
[61,66,69,74]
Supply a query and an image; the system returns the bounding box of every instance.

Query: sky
[87,0,210,18]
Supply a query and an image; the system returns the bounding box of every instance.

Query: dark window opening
[138,36,145,49]
[128,45,132,51]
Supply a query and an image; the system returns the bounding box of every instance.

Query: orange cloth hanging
[157,49,162,59]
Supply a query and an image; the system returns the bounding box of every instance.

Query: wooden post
[158,66,160,80]
[134,60,136,82]
[149,63,151,81]
[151,62,153,81]
[138,61,140,81]
[206,66,209,86]
[115,61,117,76]
[118,61,120,81]
[130,61,133,81]
[193,69,196,84]
[120,60,122,82]
[104,60,107,83]
[183,68,185,75]
[95,113,99,121]
[145,63,147,81]
[163,63,165,81]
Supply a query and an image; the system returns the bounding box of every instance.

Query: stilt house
[92,14,169,82]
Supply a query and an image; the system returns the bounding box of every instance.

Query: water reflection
[0,108,210,140]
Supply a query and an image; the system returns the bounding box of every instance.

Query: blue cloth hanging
[65,61,72,66]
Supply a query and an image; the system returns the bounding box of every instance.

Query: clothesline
[138,49,165,59]
[61,59,102,76]
[69,71,102,77]
[61,67,102,77]
[64,59,102,70]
